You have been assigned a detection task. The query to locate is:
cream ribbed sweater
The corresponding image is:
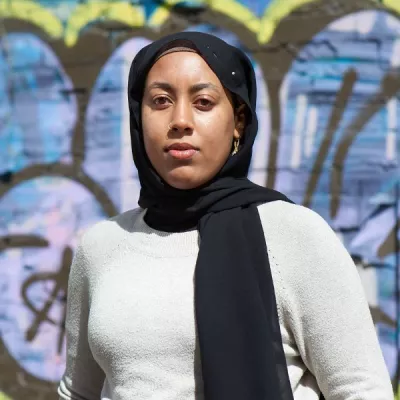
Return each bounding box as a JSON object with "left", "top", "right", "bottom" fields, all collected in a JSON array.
[{"left": 58, "top": 201, "right": 393, "bottom": 400}]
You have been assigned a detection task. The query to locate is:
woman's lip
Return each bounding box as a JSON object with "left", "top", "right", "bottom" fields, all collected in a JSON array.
[
  {"left": 166, "top": 142, "right": 197, "bottom": 151},
  {"left": 167, "top": 149, "right": 198, "bottom": 160}
]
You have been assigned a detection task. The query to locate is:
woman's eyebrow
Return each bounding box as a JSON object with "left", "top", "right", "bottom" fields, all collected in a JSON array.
[
  {"left": 146, "top": 81, "right": 220, "bottom": 93},
  {"left": 189, "top": 83, "right": 220, "bottom": 93},
  {"left": 147, "top": 81, "right": 173, "bottom": 91}
]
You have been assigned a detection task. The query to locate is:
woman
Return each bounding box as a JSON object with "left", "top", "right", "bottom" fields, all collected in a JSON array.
[{"left": 58, "top": 32, "right": 393, "bottom": 400}]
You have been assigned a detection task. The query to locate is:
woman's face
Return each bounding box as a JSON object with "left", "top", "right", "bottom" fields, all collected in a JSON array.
[{"left": 141, "top": 51, "right": 245, "bottom": 190}]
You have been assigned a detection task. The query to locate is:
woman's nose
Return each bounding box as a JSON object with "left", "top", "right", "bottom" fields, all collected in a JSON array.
[{"left": 169, "top": 101, "right": 194, "bottom": 134}]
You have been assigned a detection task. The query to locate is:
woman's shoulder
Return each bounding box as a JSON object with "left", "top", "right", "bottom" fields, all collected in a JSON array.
[
  {"left": 256, "top": 200, "right": 351, "bottom": 274},
  {"left": 256, "top": 200, "right": 354, "bottom": 286},
  {"left": 257, "top": 200, "right": 333, "bottom": 242},
  {"left": 78, "top": 207, "right": 144, "bottom": 251}
]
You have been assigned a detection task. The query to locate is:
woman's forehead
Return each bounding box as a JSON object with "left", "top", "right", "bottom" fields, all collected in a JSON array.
[{"left": 145, "top": 51, "right": 223, "bottom": 88}]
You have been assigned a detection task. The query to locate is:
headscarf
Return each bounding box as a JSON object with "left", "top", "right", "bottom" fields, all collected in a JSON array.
[{"left": 128, "top": 31, "right": 295, "bottom": 400}]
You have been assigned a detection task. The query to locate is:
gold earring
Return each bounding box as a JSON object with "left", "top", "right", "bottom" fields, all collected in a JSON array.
[{"left": 232, "top": 138, "right": 240, "bottom": 155}]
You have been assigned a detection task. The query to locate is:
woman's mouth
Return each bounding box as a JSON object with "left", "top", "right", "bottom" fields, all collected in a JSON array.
[{"left": 166, "top": 143, "right": 198, "bottom": 160}]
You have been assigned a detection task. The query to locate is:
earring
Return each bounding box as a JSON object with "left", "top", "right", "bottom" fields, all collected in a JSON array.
[{"left": 232, "top": 138, "right": 240, "bottom": 155}]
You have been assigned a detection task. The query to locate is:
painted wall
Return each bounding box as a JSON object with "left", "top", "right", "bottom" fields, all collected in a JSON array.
[{"left": 1, "top": 0, "right": 400, "bottom": 398}]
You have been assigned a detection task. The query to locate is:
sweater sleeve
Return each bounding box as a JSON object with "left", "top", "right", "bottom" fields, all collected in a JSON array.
[
  {"left": 58, "top": 233, "right": 105, "bottom": 400},
  {"left": 259, "top": 202, "right": 394, "bottom": 400}
]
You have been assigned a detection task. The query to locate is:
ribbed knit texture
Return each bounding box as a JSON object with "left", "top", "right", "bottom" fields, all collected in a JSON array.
[{"left": 58, "top": 201, "right": 393, "bottom": 400}]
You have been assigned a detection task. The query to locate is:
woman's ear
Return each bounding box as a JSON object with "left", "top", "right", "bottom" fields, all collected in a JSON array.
[{"left": 234, "top": 104, "right": 247, "bottom": 140}]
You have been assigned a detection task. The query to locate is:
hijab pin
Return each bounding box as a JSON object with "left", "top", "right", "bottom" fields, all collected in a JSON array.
[{"left": 232, "top": 71, "right": 236, "bottom": 75}]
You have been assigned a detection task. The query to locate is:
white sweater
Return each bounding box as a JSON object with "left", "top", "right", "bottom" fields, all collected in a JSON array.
[{"left": 58, "top": 201, "right": 393, "bottom": 400}]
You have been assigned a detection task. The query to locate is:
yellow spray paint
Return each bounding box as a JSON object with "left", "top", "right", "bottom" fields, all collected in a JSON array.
[
  {"left": 209, "top": 0, "right": 260, "bottom": 33},
  {"left": 379, "top": 0, "right": 400, "bottom": 15},
  {"left": 148, "top": 0, "right": 260, "bottom": 34},
  {"left": 258, "top": 0, "right": 320, "bottom": 43},
  {"left": 0, "top": 0, "right": 63, "bottom": 38},
  {"left": 0, "top": 0, "right": 326, "bottom": 46},
  {"left": 3, "top": 0, "right": 400, "bottom": 47},
  {"left": 149, "top": 0, "right": 323, "bottom": 43},
  {"left": 65, "top": 1, "right": 145, "bottom": 47},
  {"left": 147, "top": 0, "right": 184, "bottom": 27}
]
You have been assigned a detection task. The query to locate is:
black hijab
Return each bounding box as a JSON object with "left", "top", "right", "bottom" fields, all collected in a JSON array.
[{"left": 128, "top": 31, "right": 294, "bottom": 400}]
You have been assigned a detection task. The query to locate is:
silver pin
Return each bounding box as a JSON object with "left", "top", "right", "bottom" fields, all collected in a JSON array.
[{"left": 232, "top": 71, "right": 235, "bottom": 75}]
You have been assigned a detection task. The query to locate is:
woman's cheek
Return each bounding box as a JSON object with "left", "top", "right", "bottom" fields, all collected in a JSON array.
[
  {"left": 202, "top": 136, "right": 231, "bottom": 167},
  {"left": 143, "top": 122, "right": 164, "bottom": 149}
]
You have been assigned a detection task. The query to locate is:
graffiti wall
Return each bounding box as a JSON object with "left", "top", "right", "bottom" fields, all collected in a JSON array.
[{"left": 1, "top": 0, "right": 400, "bottom": 398}]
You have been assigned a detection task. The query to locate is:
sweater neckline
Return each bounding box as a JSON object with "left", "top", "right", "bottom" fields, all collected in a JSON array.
[{"left": 130, "top": 208, "right": 200, "bottom": 258}]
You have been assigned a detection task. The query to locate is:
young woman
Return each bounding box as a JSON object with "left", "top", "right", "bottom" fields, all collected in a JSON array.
[{"left": 58, "top": 32, "right": 393, "bottom": 400}]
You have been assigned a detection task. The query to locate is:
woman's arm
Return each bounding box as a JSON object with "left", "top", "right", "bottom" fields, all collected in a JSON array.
[
  {"left": 260, "top": 202, "right": 393, "bottom": 400},
  {"left": 58, "top": 234, "right": 105, "bottom": 400}
]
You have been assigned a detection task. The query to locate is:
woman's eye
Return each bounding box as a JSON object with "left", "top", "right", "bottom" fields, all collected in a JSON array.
[
  {"left": 196, "top": 98, "right": 213, "bottom": 109},
  {"left": 153, "top": 96, "right": 170, "bottom": 107}
]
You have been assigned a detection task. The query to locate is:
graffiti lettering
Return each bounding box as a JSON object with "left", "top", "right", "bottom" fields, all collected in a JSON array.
[{"left": 21, "top": 246, "right": 71, "bottom": 355}]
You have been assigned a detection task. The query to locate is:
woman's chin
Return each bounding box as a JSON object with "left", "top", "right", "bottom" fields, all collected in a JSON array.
[
  {"left": 164, "top": 169, "right": 209, "bottom": 190},
  {"left": 166, "top": 177, "right": 203, "bottom": 190}
]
